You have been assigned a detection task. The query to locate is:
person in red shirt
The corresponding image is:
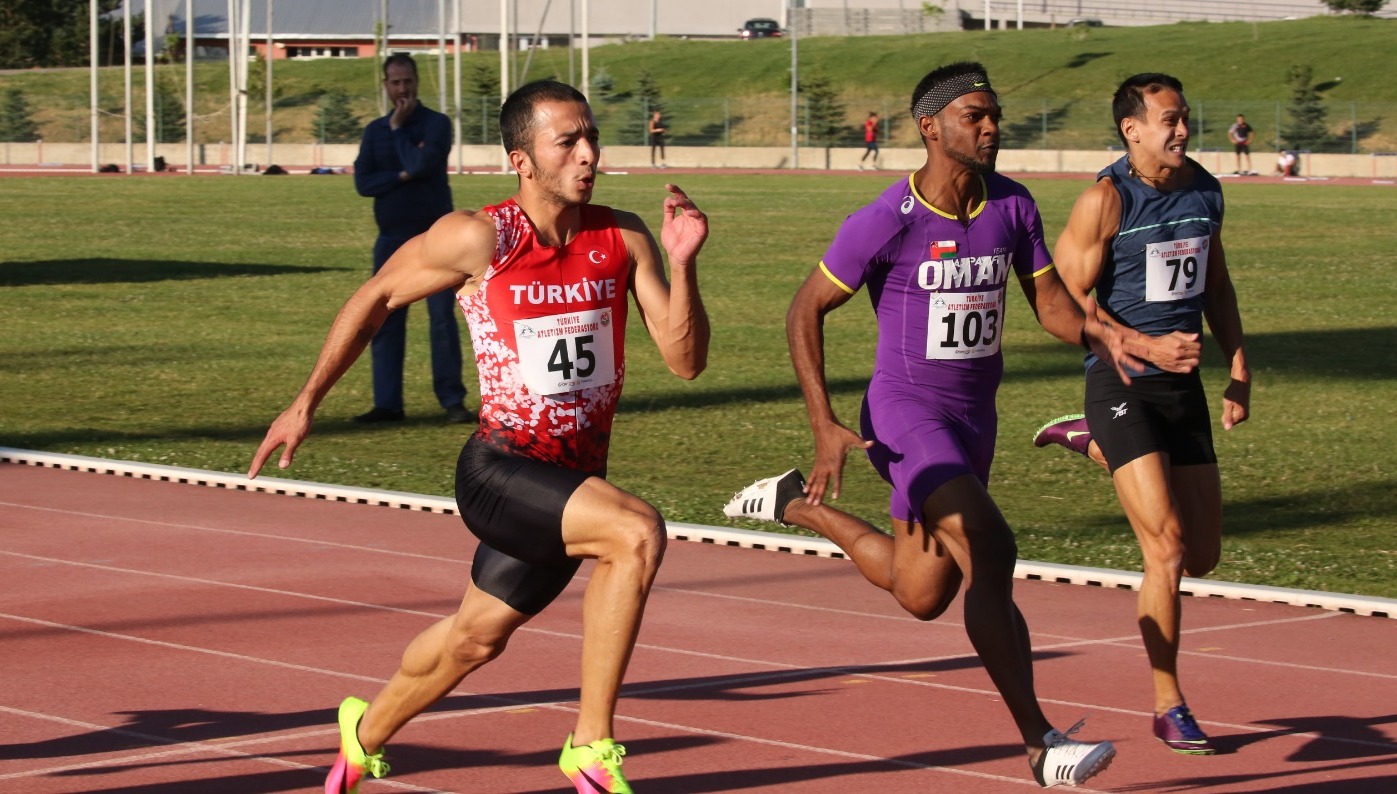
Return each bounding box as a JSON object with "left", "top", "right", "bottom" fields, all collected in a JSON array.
[
  {"left": 250, "top": 79, "right": 710, "bottom": 794},
  {"left": 859, "top": 111, "right": 880, "bottom": 170}
]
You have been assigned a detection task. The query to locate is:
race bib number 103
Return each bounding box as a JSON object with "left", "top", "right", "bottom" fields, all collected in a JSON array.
[{"left": 926, "top": 288, "right": 1004, "bottom": 360}]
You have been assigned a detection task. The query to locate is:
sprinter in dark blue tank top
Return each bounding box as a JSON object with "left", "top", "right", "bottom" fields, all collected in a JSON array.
[
  {"left": 1035, "top": 73, "right": 1250, "bottom": 758},
  {"left": 1088, "top": 156, "right": 1223, "bottom": 373}
]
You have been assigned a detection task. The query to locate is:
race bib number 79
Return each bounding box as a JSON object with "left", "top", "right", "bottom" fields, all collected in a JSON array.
[
  {"left": 926, "top": 288, "right": 1004, "bottom": 360},
  {"left": 514, "top": 308, "right": 617, "bottom": 395},
  {"left": 1146, "top": 235, "right": 1209, "bottom": 302}
]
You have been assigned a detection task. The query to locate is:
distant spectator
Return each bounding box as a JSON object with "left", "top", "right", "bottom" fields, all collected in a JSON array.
[
  {"left": 1276, "top": 148, "right": 1298, "bottom": 177},
  {"left": 859, "top": 111, "right": 880, "bottom": 170},
  {"left": 1228, "top": 114, "right": 1254, "bottom": 174},
  {"left": 648, "top": 110, "right": 668, "bottom": 168},
  {"left": 352, "top": 53, "right": 473, "bottom": 425}
]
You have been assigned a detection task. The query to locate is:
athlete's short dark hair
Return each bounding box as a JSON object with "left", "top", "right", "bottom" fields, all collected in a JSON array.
[
  {"left": 499, "top": 80, "right": 589, "bottom": 154},
  {"left": 382, "top": 53, "right": 418, "bottom": 79},
  {"left": 1112, "top": 73, "right": 1184, "bottom": 146}
]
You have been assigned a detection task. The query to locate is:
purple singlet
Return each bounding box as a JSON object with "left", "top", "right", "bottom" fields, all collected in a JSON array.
[{"left": 820, "top": 173, "right": 1052, "bottom": 522}]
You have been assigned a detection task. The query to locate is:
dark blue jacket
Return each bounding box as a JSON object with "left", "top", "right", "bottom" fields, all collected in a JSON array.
[{"left": 353, "top": 103, "right": 454, "bottom": 238}]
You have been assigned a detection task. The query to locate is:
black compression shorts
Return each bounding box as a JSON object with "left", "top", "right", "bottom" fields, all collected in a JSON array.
[
  {"left": 1083, "top": 362, "right": 1217, "bottom": 474},
  {"left": 454, "top": 437, "right": 595, "bottom": 615}
]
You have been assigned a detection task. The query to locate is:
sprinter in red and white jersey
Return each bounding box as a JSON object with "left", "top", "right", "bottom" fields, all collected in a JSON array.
[{"left": 250, "top": 80, "right": 710, "bottom": 794}]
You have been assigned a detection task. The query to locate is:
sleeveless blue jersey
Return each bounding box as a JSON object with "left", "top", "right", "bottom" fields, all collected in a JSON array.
[{"left": 1090, "top": 156, "right": 1224, "bottom": 373}]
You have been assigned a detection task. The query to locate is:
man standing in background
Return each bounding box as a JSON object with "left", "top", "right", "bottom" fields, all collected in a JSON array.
[
  {"left": 354, "top": 53, "right": 473, "bottom": 424},
  {"left": 1227, "top": 113, "right": 1253, "bottom": 175}
]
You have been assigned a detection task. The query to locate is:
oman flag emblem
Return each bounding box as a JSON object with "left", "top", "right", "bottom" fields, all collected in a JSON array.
[{"left": 930, "top": 240, "right": 958, "bottom": 260}]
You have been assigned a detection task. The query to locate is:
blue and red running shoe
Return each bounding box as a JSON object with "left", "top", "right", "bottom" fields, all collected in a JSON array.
[{"left": 1154, "top": 704, "right": 1216, "bottom": 755}]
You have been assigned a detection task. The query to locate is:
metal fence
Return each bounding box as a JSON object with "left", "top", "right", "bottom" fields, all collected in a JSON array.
[
  {"left": 570, "top": 96, "right": 1396, "bottom": 155},
  {"left": 13, "top": 91, "right": 1396, "bottom": 155}
]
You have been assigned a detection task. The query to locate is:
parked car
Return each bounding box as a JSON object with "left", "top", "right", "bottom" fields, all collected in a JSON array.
[
  {"left": 1065, "top": 17, "right": 1104, "bottom": 27},
  {"left": 739, "top": 18, "right": 783, "bottom": 39}
]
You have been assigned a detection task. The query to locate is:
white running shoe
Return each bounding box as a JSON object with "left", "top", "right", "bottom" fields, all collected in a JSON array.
[
  {"left": 722, "top": 469, "right": 806, "bottom": 525},
  {"left": 1033, "top": 719, "right": 1115, "bottom": 788}
]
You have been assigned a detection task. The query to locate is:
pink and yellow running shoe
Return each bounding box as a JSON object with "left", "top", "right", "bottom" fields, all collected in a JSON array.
[
  {"left": 325, "top": 697, "right": 390, "bottom": 794},
  {"left": 558, "top": 733, "right": 633, "bottom": 793}
]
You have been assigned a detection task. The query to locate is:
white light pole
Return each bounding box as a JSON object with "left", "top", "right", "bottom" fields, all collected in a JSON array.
[
  {"left": 453, "top": 0, "right": 463, "bottom": 173},
  {"left": 789, "top": 1, "right": 798, "bottom": 169},
  {"left": 89, "top": 0, "right": 99, "bottom": 172},
  {"left": 437, "top": 0, "right": 446, "bottom": 114},
  {"left": 581, "top": 0, "right": 589, "bottom": 100},
  {"left": 124, "top": 0, "right": 133, "bottom": 173},
  {"left": 144, "top": 0, "right": 156, "bottom": 173},
  {"left": 266, "top": 0, "right": 275, "bottom": 169},
  {"left": 226, "top": 0, "right": 237, "bottom": 173},
  {"left": 185, "top": 0, "right": 193, "bottom": 174}
]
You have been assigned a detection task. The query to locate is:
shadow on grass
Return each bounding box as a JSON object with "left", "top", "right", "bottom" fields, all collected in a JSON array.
[
  {"left": 0, "top": 258, "right": 336, "bottom": 286},
  {"left": 1047, "top": 475, "right": 1397, "bottom": 540},
  {"left": 1008, "top": 326, "right": 1397, "bottom": 382}
]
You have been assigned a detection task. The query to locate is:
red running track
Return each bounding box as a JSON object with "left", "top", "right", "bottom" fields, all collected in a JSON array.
[{"left": 1, "top": 462, "right": 1394, "bottom": 793}]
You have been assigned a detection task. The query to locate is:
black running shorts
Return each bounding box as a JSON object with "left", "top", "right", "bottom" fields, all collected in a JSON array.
[
  {"left": 454, "top": 437, "right": 594, "bottom": 615},
  {"left": 1083, "top": 362, "right": 1217, "bottom": 474}
]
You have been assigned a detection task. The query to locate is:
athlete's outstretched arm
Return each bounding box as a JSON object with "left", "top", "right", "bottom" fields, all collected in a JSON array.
[
  {"left": 248, "top": 212, "right": 493, "bottom": 478},
  {"left": 787, "top": 269, "right": 870, "bottom": 505},
  {"left": 1201, "top": 230, "right": 1251, "bottom": 430},
  {"left": 622, "top": 183, "right": 710, "bottom": 380},
  {"left": 1053, "top": 179, "right": 1201, "bottom": 378}
]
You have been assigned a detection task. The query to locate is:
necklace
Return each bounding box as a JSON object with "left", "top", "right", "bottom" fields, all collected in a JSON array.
[{"left": 1126, "top": 157, "right": 1174, "bottom": 186}]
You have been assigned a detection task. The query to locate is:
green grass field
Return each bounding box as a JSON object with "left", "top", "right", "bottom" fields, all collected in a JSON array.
[
  {"left": 2, "top": 172, "right": 1394, "bottom": 598},
  {"left": 3, "top": 15, "right": 1395, "bottom": 150}
]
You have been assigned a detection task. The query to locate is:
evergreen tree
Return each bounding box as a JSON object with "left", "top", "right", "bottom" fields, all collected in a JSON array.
[
  {"left": 462, "top": 61, "right": 501, "bottom": 146},
  {"left": 132, "top": 75, "right": 185, "bottom": 142},
  {"left": 314, "top": 89, "right": 362, "bottom": 144},
  {"left": 800, "top": 72, "right": 847, "bottom": 149},
  {"left": 134, "top": 77, "right": 185, "bottom": 143},
  {"left": 0, "top": 87, "right": 40, "bottom": 142},
  {"left": 590, "top": 68, "right": 616, "bottom": 103},
  {"left": 620, "top": 70, "right": 665, "bottom": 145},
  {"left": 1283, "top": 64, "right": 1331, "bottom": 151},
  {"left": 1321, "top": 0, "right": 1387, "bottom": 13},
  {"left": 0, "top": 0, "right": 123, "bottom": 69},
  {"left": 154, "top": 76, "right": 185, "bottom": 143}
]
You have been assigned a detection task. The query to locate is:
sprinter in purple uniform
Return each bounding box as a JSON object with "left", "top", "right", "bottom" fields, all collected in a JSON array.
[{"left": 725, "top": 62, "right": 1192, "bottom": 788}]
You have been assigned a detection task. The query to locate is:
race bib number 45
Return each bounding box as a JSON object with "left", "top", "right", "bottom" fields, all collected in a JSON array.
[
  {"left": 514, "top": 308, "right": 616, "bottom": 395},
  {"left": 926, "top": 288, "right": 1004, "bottom": 360},
  {"left": 1146, "top": 235, "right": 1209, "bottom": 302}
]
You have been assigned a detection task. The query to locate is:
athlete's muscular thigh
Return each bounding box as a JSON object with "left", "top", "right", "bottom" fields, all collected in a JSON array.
[
  {"left": 560, "top": 477, "right": 666, "bottom": 562},
  {"left": 890, "top": 516, "right": 961, "bottom": 620}
]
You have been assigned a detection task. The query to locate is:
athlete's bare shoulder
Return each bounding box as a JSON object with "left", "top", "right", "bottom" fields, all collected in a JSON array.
[
  {"left": 607, "top": 207, "right": 656, "bottom": 263},
  {"left": 608, "top": 206, "right": 646, "bottom": 234},
  {"left": 1069, "top": 177, "right": 1121, "bottom": 240},
  {"left": 422, "top": 207, "right": 498, "bottom": 281}
]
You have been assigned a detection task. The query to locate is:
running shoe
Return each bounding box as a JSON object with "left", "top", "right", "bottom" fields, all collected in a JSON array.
[
  {"left": 1032, "top": 414, "right": 1092, "bottom": 457},
  {"left": 559, "top": 733, "right": 632, "bottom": 793},
  {"left": 324, "top": 697, "right": 390, "bottom": 794},
  {"left": 722, "top": 469, "right": 806, "bottom": 525},
  {"left": 1032, "top": 718, "right": 1115, "bottom": 788},
  {"left": 1154, "top": 704, "right": 1217, "bottom": 755}
]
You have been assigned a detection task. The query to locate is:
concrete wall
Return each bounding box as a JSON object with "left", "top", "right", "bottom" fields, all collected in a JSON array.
[{"left": 9, "top": 141, "right": 1396, "bottom": 179}]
